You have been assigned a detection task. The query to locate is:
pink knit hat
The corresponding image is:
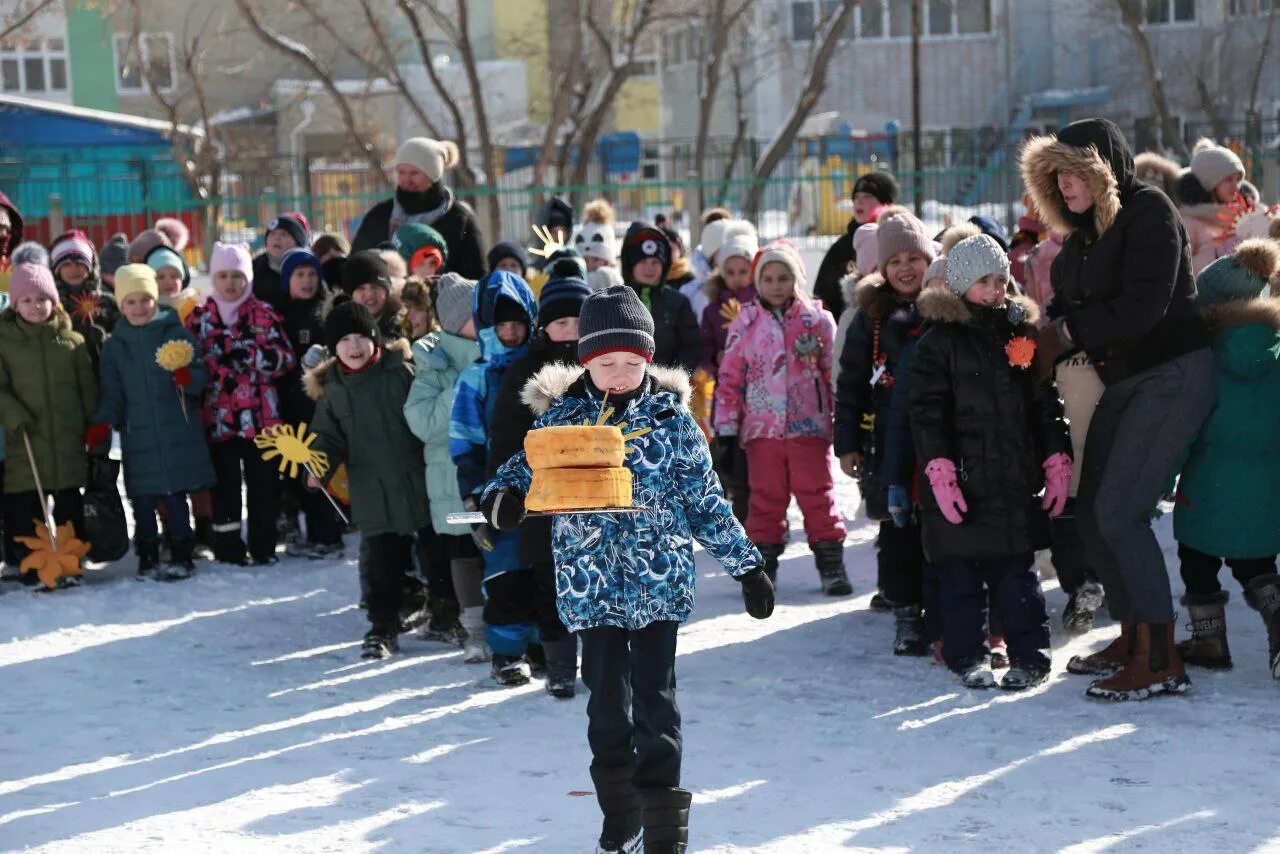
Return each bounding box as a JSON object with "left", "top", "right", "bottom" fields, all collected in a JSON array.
[
  {"left": 50, "top": 229, "right": 97, "bottom": 273},
  {"left": 752, "top": 240, "right": 810, "bottom": 296},
  {"left": 852, "top": 223, "right": 880, "bottom": 276},
  {"left": 209, "top": 241, "right": 254, "bottom": 283},
  {"left": 9, "top": 262, "right": 59, "bottom": 303}
]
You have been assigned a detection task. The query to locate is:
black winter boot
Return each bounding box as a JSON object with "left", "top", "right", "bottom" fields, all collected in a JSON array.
[
  {"left": 755, "top": 542, "right": 784, "bottom": 585},
  {"left": 1176, "top": 592, "right": 1232, "bottom": 670},
  {"left": 419, "top": 597, "right": 465, "bottom": 646},
  {"left": 640, "top": 787, "right": 692, "bottom": 854},
  {"left": 1244, "top": 574, "right": 1280, "bottom": 679},
  {"left": 399, "top": 576, "right": 428, "bottom": 633},
  {"left": 811, "top": 539, "right": 852, "bottom": 596},
  {"left": 161, "top": 538, "right": 196, "bottom": 581},
  {"left": 192, "top": 517, "right": 215, "bottom": 560},
  {"left": 590, "top": 765, "right": 642, "bottom": 854},
  {"left": 136, "top": 538, "right": 161, "bottom": 579},
  {"left": 542, "top": 637, "right": 578, "bottom": 699},
  {"left": 892, "top": 605, "right": 929, "bottom": 656}
]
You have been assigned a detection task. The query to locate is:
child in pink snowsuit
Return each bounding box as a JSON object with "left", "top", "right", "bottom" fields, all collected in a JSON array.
[{"left": 713, "top": 241, "right": 850, "bottom": 596}]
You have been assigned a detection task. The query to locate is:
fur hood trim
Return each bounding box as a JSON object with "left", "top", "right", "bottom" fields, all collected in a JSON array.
[
  {"left": 303, "top": 337, "right": 413, "bottom": 401},
  {"left": 521, "top": 362, "right": 692, "bottom": 415},
  {"left": 939, "top": 222, "right": 982, "bottom": 256},
  {"left": 1202, "top": 298, "right": 1280, "bottom": 333},
  {"left": 1134, "top": 151, "right": 1181, "bottom": 195},
  {"left": 1019, "top": 135, "right": 1121, "bottom": 238},
  {"left": 917, "top": 289, "right": 1041, "bottom": 327},
  {"left": 840, "top": 273, "right": 861, "bottom": 314},
  {"left": 852, "top": 273, "right": 902, "bottom": 320},
  {"left": 702, "top": 271, "right": 727, "bottom": 301}
]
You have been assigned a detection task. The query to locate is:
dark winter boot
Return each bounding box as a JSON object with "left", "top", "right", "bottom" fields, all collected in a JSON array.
[
  {"left": 160, "top": 538, "right": 196, "bottom": 581},
  {"left": 811, "top": 539, "right": 853, "bottom": 597},
  {"left": 590, "top": 765, "right": 642, "bottom": 854},
  {"left": 892, "top": 606, "right": 930, "bottom": 656},
  {"left": 542, "top": 637, "right": 578, "bottom": 699},
  {"left": 640, "top": 787, "right": 692, "bottom": 854},
  {"left": 1244, "top": 574, "right": 1280, "bottom": 679},
  {"left": 1067, "top": 622, "right": 1133, "bottom": 676},
  {"left": 1086, "top": 622, "right": 1190, "bottom": 701},
  {"left": 136, "top": 538, "right": 161, "bottom": 579},
  {"left": 1062, "top": 580, "right": 1104, "bottom": 635},
  {"left": 755, "top": 542, "right": 784, "bottom": 585},
  {"left": 491, "top": 653, "right": 532, "bottom": 686},
  {"left": 525, "top": 642, "right": 548, "bottom": 679},
  {"left": 192, "top": 517, "right": 215, "bottom": 560},
  {"left": 419, "top": 597, "right": 466, "bottom": 646},
  {"left": 1176, "top": 592, "right": 1232, "bottom": 670},
  {"left": 212, "top": 527, "right": 248, "bottom": 566},
  {"left": 399, "top": 576, "right": 429, "bottom": 633},
  {"left": 361, "top": 627, "right": 400, "bottom": 660}
]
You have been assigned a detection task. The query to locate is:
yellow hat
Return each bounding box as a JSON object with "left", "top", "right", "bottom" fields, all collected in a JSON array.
[{"left": 114, "top": 263, "right": 159, "bottom": 301}]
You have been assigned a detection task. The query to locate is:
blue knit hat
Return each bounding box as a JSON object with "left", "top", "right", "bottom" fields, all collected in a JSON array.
[
  {"left": 577, "top": 284, "right": 656, "bottom": 363},
  {"left": 538, "top": 274, "right": 592, "bottom": 327},
  {"left": 145, "top": 246, "right": 190, "bottom": 286},
  {"left": 280, "top": 248, "right": 323, "bottom": 294},
  {"left": 1196, "top": 239, "right": 1280, "bottom": 306}
]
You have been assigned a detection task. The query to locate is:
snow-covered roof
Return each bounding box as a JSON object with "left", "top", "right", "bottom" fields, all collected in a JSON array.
[{"left": 0, "top": 93, "right": 203, "bottom": 137}]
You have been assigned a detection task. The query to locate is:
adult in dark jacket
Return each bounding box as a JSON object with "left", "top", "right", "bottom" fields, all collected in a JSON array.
[
  {"left": 814, "top": 171, "right": 899, "bottom": 318},
  {"left": 1020, "top": 117, "right": 1216, "bottom": 701},
  {"left": 486, "top": 273, "right": 593, "bottom": 698},
  {"left": 351, "top": 138, "right": 486, "bottom": 280},
  {"left": 0, "top": 190, "right": 23, "bottom": 273},
  {"left": 620, "top": 221, "right": 700, "bottom": 372},
  {"left": 251, "top": 212, "right": 310, "bottom": 310}
]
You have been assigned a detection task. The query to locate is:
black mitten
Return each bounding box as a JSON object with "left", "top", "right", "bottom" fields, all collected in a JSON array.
[{"left": 738, "top": 568, "right": 775, "bottom": 620}]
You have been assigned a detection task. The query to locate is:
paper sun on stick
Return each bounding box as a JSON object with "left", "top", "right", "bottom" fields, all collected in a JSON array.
[
  {"left": 155, "top": 339, "right": 195, "bottom": 423},
  {"left": 16, "top": 521, "right": 89, "bottom": 589},
  {"left": 254, "top": 423, "right": 330, "bottom": 480}
]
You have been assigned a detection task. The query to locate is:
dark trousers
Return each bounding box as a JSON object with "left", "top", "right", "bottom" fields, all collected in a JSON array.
[
  {"left": 210, "top": 437, "right": 280, "bottom": 562},
  {"left": 877, "top": 519, "right": 924, "bottom": 607},
  {"left": 1077, "top": 349, "right": 1216, "bottom": 623},
  {"left": 415, "top": 519, "right": 457, "bottom": 603},
  {"left": 715, "top": 442, "right": 750, "bottom": 524},
  {"left": 134, "top": 493, "right": 192, "bottom": 544},
  {"left": 1051, "top": 498, "right": 1098, "bottom": 595},
  {"left": 4, "top": 488, "right": 84, "bottom": 564},
  {"left": 935, "top": 552, "right": 1050, "bottom": 672},
  {"left": 580, "top": 621, "right": 681, "bottom": 790},
  {"left": 484, "top": 562, "right": 568, "bottom": 653},
  {"left": 280, "top": 475, "right": 343, "bottom": 546},
  {"left": 0, "top": 461, "right": 16, "bottom": 567},
  {"left": 1178, "top": 544, "right": 1277, "bottom": 601},
  {"left": 361, "top": 532, "right": 414, "bottom": 633}
]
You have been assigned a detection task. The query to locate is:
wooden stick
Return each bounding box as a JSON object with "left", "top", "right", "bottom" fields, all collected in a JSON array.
[
  {"left": 305, "top": 462, "right": 350, "bottom": 526},
  {"left": 22, "top": 431, "right": 57, "bottom": 549}
]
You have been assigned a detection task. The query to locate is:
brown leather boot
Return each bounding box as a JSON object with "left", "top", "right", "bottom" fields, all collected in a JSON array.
[
  {"left": 1066, "top": 622, "right": 1133, "bottom": 676},
  {"left": 1086, "top": 622, "right": 1191, "bottom": 701}
]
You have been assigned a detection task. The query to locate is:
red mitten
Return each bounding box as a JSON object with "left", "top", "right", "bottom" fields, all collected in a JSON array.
[
  {"left": 84, "top": 423, "right": 112, "bottom": 448},
  {"left": 172, "top": 366, "right": 192, "bottom": 387}
]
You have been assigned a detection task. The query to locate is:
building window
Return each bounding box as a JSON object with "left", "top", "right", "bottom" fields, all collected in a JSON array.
[
  {"left": 796, "top": 0, "right": 993, "bottom": 42},
  {"left": 1145, "top": 0, "right": 1195, "bottom": 24},
  {"left": 1228, "top": 0, "right": 1273, "bottom": 14},
  {"left": 791, "top": 1, "right": 816, "bottom": 40},
  {"left": 0, "top": 38, "right": 69, "bottom": 94},
  {"left": 113, "top": 32, "right": 176, "bottom": 93}
]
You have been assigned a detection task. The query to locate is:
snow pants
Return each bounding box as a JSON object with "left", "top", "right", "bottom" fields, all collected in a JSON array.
[
  {"left": 1178, "top": 544, "right": 1277, "bottom": 600},
  {"left": 580, "top": 620, "right": 681, "bottom": 790},
  {"left": 209, "top": 437, "right": 279, "bottom": 563},
  {"left": 714, "top": 439, "right": 750, "bottom": 524},
  {"left": 360, "top": 531, "right": 414, "bottom": 634},
  {"left": 279, "top": 474, "right": 343, "bottom": 547},
  {"left": 484, "top": 560, "right": 567, "bottom": 655},
  {"left": 744, "top": 437, "right": 845, "bottom": 545},
  {"left": 935, "top": 552, "right": 1050, "bottom": 672},
  {"left": 876, "top": 519, "right": 924, "bottom": 607}
]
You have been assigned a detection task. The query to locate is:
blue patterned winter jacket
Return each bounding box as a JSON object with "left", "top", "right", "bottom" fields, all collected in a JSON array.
[{"left": 484, "top": 363, "right": 761, "bottom": 632}]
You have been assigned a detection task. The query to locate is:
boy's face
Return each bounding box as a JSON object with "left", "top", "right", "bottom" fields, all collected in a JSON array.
[
  {"left": 494, "top": 257, "right": 524, "bottom": 276},
  {"left": 336, "top": 333, "right": 376, "bottom": 369},
  {"left": 121, "top": 292, "right": 158, "bottom": 326},
  {"left": 59, "top": 261, "right": 90, "bottom": 286},
  {"left": 852, "top": 191, "right": 883, "bottom": 225},
  {"left": 156, "top": 267, "right": 183, "bottom": 297},
  {"left": 722, "top": 256, "right": 752, "bottom": 292},
  {"left": 586, "top": 352, "right": 648, "bottom": 395},
  {"left": 633, "top": 257, "right": 663, "bottom": 286},
  {"left": 963, "top": 274, "right": 1008, "bottom": 308},
  {"left": 495, "top": 320, "right": 528, "bottom": 348},
  {"left": 353, "top": 283, "right": 388, "bottom": 315},
  {"left": 408, "top": 307, "right": 432, "bottom": 339},
  {"left": 265, "top": 227, "right": 298, "bottom": 260},
  {"left": 544, "top": 316, "right": 579, "bottom": 343},
  {"left": 213, "top": 270, "right": 249, "bottom": 301},
  {"left": 289, "top": 266, "right": 320, "bottom": 300},
  {"left": 757, "top": 261, "right": 795, "bottom": 307},
  {"left": 15, "top": 293, "right": 54, "bottom": 324},
  {"left": 884, "top": 251, "right": 929, "bottom": 299}
]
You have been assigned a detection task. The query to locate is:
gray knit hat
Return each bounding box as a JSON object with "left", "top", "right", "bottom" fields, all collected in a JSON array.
[
  {"left": 1190, "top": 143, "right": 1245, "bottom": 194},
  {"left": 945, "top": 235, "right": 1010, "bottom": 296},
  {"left": 99, "top": 234, "right": 130, "bottom": 277},
  {"left": 434, "top": 272, "right": 477, "bottom": 335},
  {"left": 577, "top": 284, "right": 656, "bottom": 363},
  {"left": 876, "top": 213, "right": 935, "bottom": 268},
  {"left": 924, "top": 256, "right": 948, "bottom": 285}
]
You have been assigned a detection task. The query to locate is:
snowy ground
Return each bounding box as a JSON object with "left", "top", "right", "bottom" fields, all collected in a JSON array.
[{"left": 2, "top": 474, "right": 1279, "bottom": 853}]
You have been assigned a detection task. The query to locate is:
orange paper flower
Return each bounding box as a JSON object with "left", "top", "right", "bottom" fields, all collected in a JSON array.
[
  {"left": 16, "top": 521, "right": 90, "bottom": 589},
  {"left": 1006, "top": 335, "right": 1036, "bottom": 370}
]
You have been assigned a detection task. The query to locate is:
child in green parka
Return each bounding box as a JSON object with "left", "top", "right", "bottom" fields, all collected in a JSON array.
[
  {"left": 305, "top": 297, "right": 427, "bottom": 660},
  {"left": 1174, "top": 239, "right": 1280, "bottom": 678}
]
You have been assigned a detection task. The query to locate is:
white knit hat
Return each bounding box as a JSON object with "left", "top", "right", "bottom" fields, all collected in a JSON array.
[
  {"left": 701, "top": 219, "right": 755, "bottom": 267},
  {"left": 945, "top": 235, "right": 1009, "bottom": 297},
  {"left": 753, "top": 241, "right": 809, "bottom": 296},
  {"left": 1190, "top": 142, "right": 1245, "bottom": 194},
  {"left": 718, "top": 229, "right": 759, "bottom": 265},
  {"left": 395, "top": 137, "right": 460, "bottom": 182}
]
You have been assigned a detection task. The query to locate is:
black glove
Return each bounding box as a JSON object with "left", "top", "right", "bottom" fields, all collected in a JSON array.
[
  {"left": 738, "top": 568, "right": 775, "bottom": 620},
  {"left": 716, "top": 434, "right": 739, "bottom": 476},
  {"left": 218, "top": 347, "right": 250, "bottom": 368},
  {"left": 481, "top": 488, "right": 526, "bottom": 531},
  {"left": 462, "top": 496, "right": 496, "bottom": 552}
]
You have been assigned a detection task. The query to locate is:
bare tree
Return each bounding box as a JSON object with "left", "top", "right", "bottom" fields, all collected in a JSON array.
[
  {"left": 744, "top": 0, "right": 857, "bottom": 216},
  {"left": 531, "top": 0, "right": 585, "bottom": 194},
  {"left": 714, "top": 46, "right": 753, "bottom": 206},
  {"left": 692, "top": 0, "right": 755, "bottom": 215},
  {"left": 0, "top": 0, "right": 57, "bottom": 44},
  {"left": 1116, "top": 0, "right": 1188, "bottom": 157},
  {"left": 1245, "top": 1, "right": 1279, "bottom": 118}
]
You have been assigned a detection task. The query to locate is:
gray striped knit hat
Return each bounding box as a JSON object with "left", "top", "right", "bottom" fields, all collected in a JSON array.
[{"left": 577, "top": 284, "right": 656, "bottom": 363}]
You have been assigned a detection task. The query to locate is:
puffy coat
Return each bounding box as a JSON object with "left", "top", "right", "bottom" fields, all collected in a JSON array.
[
  {"left": 487, "top": 334, "right": 579, "bottom": 565},
  {"left": 57, "top": 277, "right": 119, "bottom": 368},
  {"left": 484, "top": 363, "right": 760, "bottom": 632},
  {"left": 834, "top": 275, "right": 922, "bottom": 461},
  {"left": 629, "top": 280, "right": 701, "bottom": 372},
  {"left": 305, "top": 339, "right": 427, "bottom": 537},
  {"left": 351, "top": 184, "right": 486, "bottom": 280},
  {"left": 908, "top": 290, "right": 1071, "bottom": 563},
  {"left": 713, "top": 298, "right": 835, "bottom": 444},
  {"left": 698, "top": 275, "right": 755, "bottom": 378},
  {"left": 1020, "top": 117, "right": 1210, "bottom": 386},
  {"left": 403, "top": 330, "right": 481, "bottom": 536},
  {"left": 251, "top": 253, "right": 285, "bottom": 310},
  {"left": 94, "top": 306, "right": 215, "bottom": 498},
  {"left": 1022, "top": 230, "right": 1063, "bottom": 311},
  {"left": 185, "top": 296, "right": 296, "bottom": 442},
  {"left": 277, "top": 290, "right": 328, "bottom": 426},
  {"left": 0, "top": 307, "right": 96, "bottom": 494},
  {"left": 1179, "top": 202, "right": 1241, "bottom": 275},
  {"left": 1174, "top": 298, "right": 1280, "bottom": 558}
]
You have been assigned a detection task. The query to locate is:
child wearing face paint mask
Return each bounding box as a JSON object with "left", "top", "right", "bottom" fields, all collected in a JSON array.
[
  {"left": 186, "top": 242, "right": 296, "bottom": 566},
  {"left": 908, "top": 234, "right": 1071, "bottom": 691},
  {"left": 620, "top": 221, "right": 701, "bottom": 372}
]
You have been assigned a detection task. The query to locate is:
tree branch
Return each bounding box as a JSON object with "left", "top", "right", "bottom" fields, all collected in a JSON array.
[{"left": 0, "top": 0, "right": 57, "bottom": 45}]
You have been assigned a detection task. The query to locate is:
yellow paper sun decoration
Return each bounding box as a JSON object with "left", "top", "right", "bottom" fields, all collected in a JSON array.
[
  {"left": 155, "top": 339, "right": 194, "bottom": 371},
  {"left": 16, "top": 521, "right": 90, "bottom": 589},
  {"left": 254, "top": 423, "right": 330, "bottom": 480}
]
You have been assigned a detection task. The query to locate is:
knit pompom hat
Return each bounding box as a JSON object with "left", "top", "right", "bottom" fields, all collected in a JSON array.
[
  {"left": 876, "top": 213, "right": 935, "bottom": 270},
  {"left": 945, "top": 235, "right": 1010, "bottom": 297},
  {"left": 99, "top": 234, "right": 130, "bottom": 277},
  {"left": 50, "top": 229, "right": 97, "bottom": 274},
  {"left": 393, "top": 222, "right": 449, "bottom": 271},
  {"left": 1190, "top": 138, "right": 1245, "bottom": 195},
  {"left": 146, "top": 246, "right": 190, "bottom": 286},
  {"left": 395, "top": 137, "right": 460, "bottom": 182},
  {"left": 325, "top": 297, "right": 382, "bottom": 352},
  {"left": 924, "top": 257, "right": 948, "bottom": 285},
  {"left": 538, "top": 274, "right": 592, "bottom": 327},
  {"left": 852, "top": 223, "right": 880, "bottom": 276},
  {"left": 8, "top": 262, "right": 58, "bottom": 304},
  {"left": 114, "top": 263, "right": 159, "bottom": 302},
  {"left": 266, "top": 212, "right": 310, "bottom": 248},
  {"left": 209, "top": 242, "right": 254, "bottom": 283},
  {"left": 434, "top": 272, "right": 477, "bottom": 334},
  {"left": 577, "top": 284, "right": 656, "bottom": 363},
  {"left": 10, "top": 241, "right": 49, "bottom": 268},
  {"left": 752, "top": 240, "right": 809, "bottom": 296},
  {"left": 719, "top": 229, "right": 760, "bottom": 266},
  {"left": 1196, "top": 239, "right": 1280, "bottom": 306}
]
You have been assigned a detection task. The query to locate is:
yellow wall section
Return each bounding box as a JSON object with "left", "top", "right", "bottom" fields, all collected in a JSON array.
[
  {"left": 492, "top": 0, "right": 550, "bottom": 123},
  {"left": 614, "top": 78, "right": 659, "bottom": 134}
]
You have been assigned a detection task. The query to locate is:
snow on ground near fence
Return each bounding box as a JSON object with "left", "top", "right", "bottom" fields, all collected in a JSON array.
[{"left": 1, "top": 474, "right": 1277, "bottom": 852}]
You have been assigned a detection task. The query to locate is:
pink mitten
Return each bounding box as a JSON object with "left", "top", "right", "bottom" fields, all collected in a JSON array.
[
  {"left": 924, "top": 458, "right": 967, "bottom": 525},
  {"left": 1041, "top": 453, "right": 1072, "bottom": 518}
]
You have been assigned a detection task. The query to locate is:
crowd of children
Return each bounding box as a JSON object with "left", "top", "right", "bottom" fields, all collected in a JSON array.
[{"left": 2, "top": 123, "right": 1280, "bottom": 853}]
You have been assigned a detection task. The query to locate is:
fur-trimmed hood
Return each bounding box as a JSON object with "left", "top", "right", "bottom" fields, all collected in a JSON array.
[
  {"left": 702, "top": 270, "right": 726, "bottom": 301},
  {"left": 303, "top": 337, "right": 413, "bottom": 400},
  {"left": 1134, "top": 151, "right": 1182, "bottom": 196},
  {"left": 917, "top": 288, "right": 1041, "bottom": 328},
  {"left": 852, "top": 272, "right": 909, "bottom": 321},
  {"left": 1020, "top": 118, "right": 1133, "bottom": 239},
  {"left": 1202, "top": 297, "right": 1280, "bottom": 334},
  {"left": 520, "top": 362, "right": 692, "bottom": 415}
]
